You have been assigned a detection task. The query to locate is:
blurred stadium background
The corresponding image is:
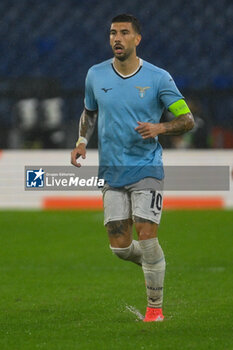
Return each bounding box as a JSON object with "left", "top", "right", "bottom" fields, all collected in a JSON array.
[
  {"left": 0, "top": 4, "right": 232, "bottom": 348},
  {"left": 0, "top": 0, "right": 233, "bottom": 149},
  {"left": 0, "top": 0, "right": 232, "bottom": 209}
]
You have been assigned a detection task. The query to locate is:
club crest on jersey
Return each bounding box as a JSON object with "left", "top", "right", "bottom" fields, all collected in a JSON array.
[{"left": 135, "top": 86, "right": 151, "bottom": 98}]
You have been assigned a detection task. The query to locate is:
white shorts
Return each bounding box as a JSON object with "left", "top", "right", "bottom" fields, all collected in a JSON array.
[{"left": 102, "top": 178, "right": 163, "bottom": 225}]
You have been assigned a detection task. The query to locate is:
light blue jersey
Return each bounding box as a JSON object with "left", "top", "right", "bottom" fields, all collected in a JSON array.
[{"left": 85, "top": 58, "right": 183, "bottom": 187}]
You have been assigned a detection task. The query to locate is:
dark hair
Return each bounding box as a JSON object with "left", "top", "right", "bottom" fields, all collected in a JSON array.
[{"left": 111, "top": 14, "right": 141, "bottom": 34}]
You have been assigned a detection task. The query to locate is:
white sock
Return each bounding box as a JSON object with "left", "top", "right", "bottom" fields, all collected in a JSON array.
[
  {"left": 110, "top": 240, "right": 142, "bottom": 265},
  {"left": 139, "top": 237, "right": 166, "bottom": 308}
]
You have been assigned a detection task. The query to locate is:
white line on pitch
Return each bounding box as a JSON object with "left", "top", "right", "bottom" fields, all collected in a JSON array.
[{"left": 126, "top": 304, "right": 144, "bottom": 321}]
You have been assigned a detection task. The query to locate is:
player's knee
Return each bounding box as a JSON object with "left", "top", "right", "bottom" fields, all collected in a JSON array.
[
  {"left": 138, "top": 231, "right": 156, "bottom": 240},
  {"left": 106, "top": 219, "right": 132, "bottom": 247},
  {"left": 106, "top": 219, "right": 131, "bottom": 236},
  {"left": 134, "top": 216, "right": 158, "bottom": 240}
]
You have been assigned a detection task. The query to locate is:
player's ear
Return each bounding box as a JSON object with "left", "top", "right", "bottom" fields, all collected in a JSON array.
[{"left": 135, "top": 34, "right": 142, "bottom": 47}]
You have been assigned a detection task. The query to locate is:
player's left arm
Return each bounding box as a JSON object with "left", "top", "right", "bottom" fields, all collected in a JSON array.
[
  {"left": 135, "top": 99, "right": 194, "bottom": 139},
  {"left": 160, "top": 99, "right": 194, "bottom": 135}
]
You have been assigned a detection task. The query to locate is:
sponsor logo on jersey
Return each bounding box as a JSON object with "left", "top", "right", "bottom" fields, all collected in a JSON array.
[{"left": 101, "top": 88, "right": 112, "bottom": 93}]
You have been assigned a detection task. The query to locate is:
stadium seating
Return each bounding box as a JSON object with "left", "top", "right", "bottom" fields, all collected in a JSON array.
[
  {"left": 0, "top": 0, "right": 232, "bottom": 90},
  {"left": 0, "top": 0, "right": 232, "bottom": 148}
]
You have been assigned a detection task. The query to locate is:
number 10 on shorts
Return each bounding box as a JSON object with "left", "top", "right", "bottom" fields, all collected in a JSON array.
[{"left": 150, "top": 190, "right": 162, "bottom": 211}]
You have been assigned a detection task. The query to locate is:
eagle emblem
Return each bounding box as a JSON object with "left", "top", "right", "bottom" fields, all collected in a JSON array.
[{"left": 135, "top": 86, "right": 151, "bottom": 98}]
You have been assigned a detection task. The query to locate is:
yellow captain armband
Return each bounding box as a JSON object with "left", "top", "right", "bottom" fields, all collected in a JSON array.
[
  {"left": 76, "top": 137, "right": 88, "bottom": 147},
  {"left": 168, "top": 99, "right": 191, "bottom": 117}
]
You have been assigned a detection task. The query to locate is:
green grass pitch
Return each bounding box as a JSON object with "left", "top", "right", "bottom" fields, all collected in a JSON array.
[{"left": 0, "top": 210, "right": 232, "bottom": 350}]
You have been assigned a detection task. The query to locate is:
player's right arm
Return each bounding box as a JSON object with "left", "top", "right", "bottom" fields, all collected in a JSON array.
[
  {"left": 71, "top": 67, "right": 98, "bottom": 167},
  {"left": 70, "top": 108, "right": 98, "bottom": 167}
]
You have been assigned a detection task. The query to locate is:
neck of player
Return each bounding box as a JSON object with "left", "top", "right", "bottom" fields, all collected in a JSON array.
[{"left": 113, "top": 54, "right": 140, "bottom": 76}]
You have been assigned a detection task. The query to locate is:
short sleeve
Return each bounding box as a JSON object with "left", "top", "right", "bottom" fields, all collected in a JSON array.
[
  {"left": 158, "top": 71, "right": 184, "bottom": 109},
  {"left": 84, "top": 68, "right": 98, "bottom": 111}
]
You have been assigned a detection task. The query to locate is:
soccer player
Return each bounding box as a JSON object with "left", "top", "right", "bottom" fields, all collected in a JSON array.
[{"left": 71, "top": 14, "right": 194, "bottom": 322}]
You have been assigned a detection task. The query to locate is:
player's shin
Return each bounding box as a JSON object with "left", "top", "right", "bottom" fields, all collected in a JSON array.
[
  {"left": 110, "top": 240, "right": 142, "bottom": 265},
  {"left": 139, "top": 238, "right": 166, "bottom": 308}
]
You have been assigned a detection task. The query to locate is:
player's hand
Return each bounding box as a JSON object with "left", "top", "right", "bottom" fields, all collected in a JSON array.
[
  {"left": 135, "top": 121, "right": 163, "bottom": 139},
  {"left": 71, "top": 144, "right": 86, "bottom": 167}
]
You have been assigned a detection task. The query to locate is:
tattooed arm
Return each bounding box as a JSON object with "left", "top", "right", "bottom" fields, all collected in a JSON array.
[
  {"left": 135, "top": 112, "right": 194, "bottom": 139},
  {"left": 79, "top": 108, "right": 98, "bottom": 140},
  {"left": 71, "top": 108, "right": 98, "bottom": 167},
  {"left": 159, "top": 112, "right": 194, "bottom": 136}
]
